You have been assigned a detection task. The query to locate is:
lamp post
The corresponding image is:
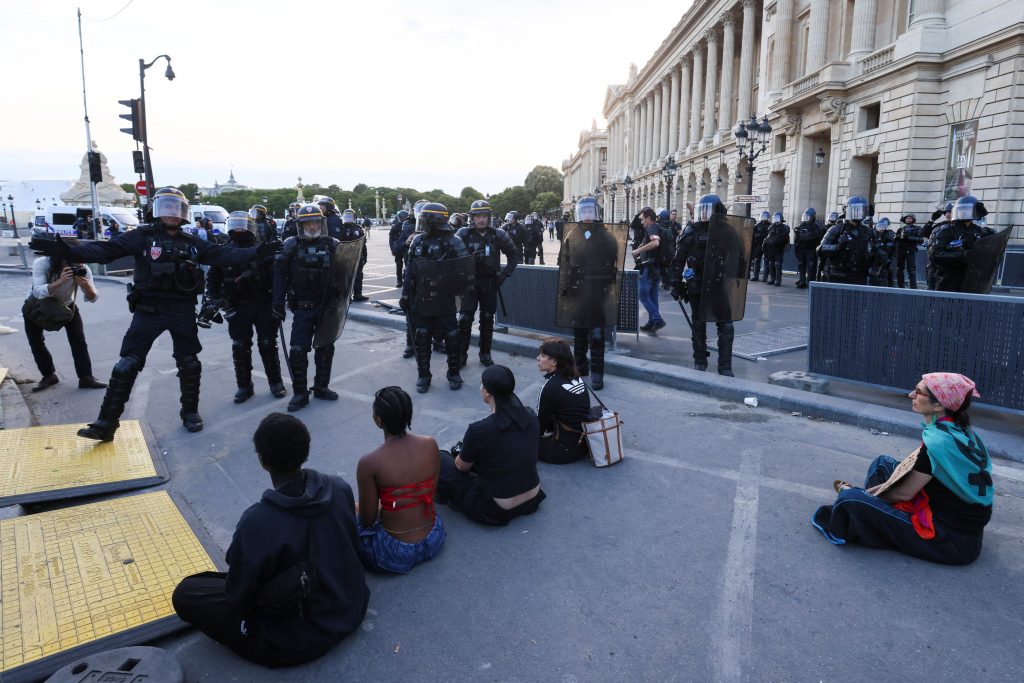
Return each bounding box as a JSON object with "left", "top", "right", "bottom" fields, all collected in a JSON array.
[
  {"left": 608, "top": 183, "right": 618, "bottom": 222},
  {"left": 733, "top": 114, "right": 773, "bottom": 218},
  {"left": 5, "top": 194, "right": 15, "bottom": 237},
  {"left": 137, "top": 54, "right": 175, "bottom": 199},
  {"left": 623, "top": 175, "right": 634, "bottom": 222},
  {"left": 662, "top": 158, "right": 677, "bottom": 213},
  {"left": 815, "top": 145, "right": 825, "bottom": 168}
]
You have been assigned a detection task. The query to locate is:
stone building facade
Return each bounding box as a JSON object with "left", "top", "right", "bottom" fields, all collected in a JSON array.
[
  {"left": 563, "top": 0, "right": 1024, "bottom": 242},
  {"left": 562, "top": 122, "right": 609, "bottom": 213}
]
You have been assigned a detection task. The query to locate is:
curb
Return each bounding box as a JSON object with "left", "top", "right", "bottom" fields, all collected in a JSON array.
[
  {"left": 0, "top": 375, "right": 33, "bottom": 429},
  {"left": 349, "top": 305, "right": 1022, "bottom": 464}
]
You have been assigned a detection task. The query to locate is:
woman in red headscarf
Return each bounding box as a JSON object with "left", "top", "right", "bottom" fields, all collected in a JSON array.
[{"left": 812, "top": 372, "right": 994, "bottom": 565}]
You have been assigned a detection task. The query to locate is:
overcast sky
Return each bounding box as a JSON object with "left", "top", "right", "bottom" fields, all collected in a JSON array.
[{"left": 1, "top": 0, "right": 691, "bottom": 195}]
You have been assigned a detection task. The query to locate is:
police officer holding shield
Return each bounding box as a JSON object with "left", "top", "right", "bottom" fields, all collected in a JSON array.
[
  {"left": 29, "top": 187, "right": 279, "bottom": 441},
  {"left": 337, "top": 208, "right": 370, "bottom": 302},
  {"left": 928, "top": 195, "right": 995, "bottom": 292}
]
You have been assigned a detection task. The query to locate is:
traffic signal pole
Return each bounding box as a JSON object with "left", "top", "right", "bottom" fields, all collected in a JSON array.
[
  {"left": 138, "top": 58, "right": 155, "bottom": 201},
  {"left": 76, "top": 8, "right": 101, "bottom": 237}
]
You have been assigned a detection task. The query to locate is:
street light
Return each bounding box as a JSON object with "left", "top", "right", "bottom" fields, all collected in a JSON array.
[
  {"left": 5, "top": 194, "right": 16, "bottom": 237},
  {"left": 137, "top": 54, "right": 175, "bottom": 198},
  {"left": 608, "top": 183, "right": 618, "bottom": 222},
  {"left": 662, "top": 157, "right": 677, "bottom": 213},
  {"left": 623, "top": 175, "right": 634, "bottom": 222},
  {"left": 734, "top": 113, "right": 773, "bottom": 217},
  {"left": 815, "top": 146, "right": 826, "bottom": 168}
]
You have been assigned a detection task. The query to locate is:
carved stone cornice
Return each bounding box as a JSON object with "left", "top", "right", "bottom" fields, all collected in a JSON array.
[{"left": 819, "top": 94, "right": 848, "bottom": 124}]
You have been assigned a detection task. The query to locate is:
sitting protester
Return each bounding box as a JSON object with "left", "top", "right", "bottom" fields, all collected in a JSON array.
[
  {"left": 355, "top": 386, "right": 446, "bottom": 573},
  {"left": 172, "top": 413, "right": 369, "bottom": 667},
  {"left": 812, "top": 373, "right": 993, "bottom": 566},
  {"left": 438, "top": 364, "right": 546, "bottom": 525},
  {"left": 536, "top": 338, "right": 591, "bottom": 464}
]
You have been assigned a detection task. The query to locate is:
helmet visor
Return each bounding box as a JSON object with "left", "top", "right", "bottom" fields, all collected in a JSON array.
[
  {"left": 153, "top": 194, "right": 189, "bottom": 222},
  {"left": 801, "top": 212, "right": 813, "bottom": 223},
  {"left": 227, "top": 215, "right": 255, "bottom": 234},
  {"left": 846, "top": 203, "right": 865, "bottom": 220},
  {"left": 248, "top": 208, "right": 265, "bottom": 221},
  {"left": 954, "top": 202, "right": 975, "bottom": 221},
  {"left": 695, "top": 202, "right": 716, "bottom": 222},
  {"left": 341, "top": 212, "right": 356, "bottom": 224},
  {"left": 575, "top": 203, "right": 598, "bottom": 222}
]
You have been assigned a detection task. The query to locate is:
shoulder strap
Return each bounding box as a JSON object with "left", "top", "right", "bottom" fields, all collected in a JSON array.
[{"left": 585, "top": 382, "right": 609, "bottom": 412}]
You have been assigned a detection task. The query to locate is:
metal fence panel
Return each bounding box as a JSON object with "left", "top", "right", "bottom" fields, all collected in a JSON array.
[{"left": 808, "top": 282, "right": 1024, "bottom": 413}]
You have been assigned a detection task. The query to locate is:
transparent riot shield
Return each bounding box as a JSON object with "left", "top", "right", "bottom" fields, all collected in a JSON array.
[
  {"left": 961, "top": 228, "right": 1011, "bottom": 294},
  {"left": 414, "top": 255, "right": 476, "bottom": 317},
  {"left": 700, "top": 214, "right": 754, "bottom": 322},
  {"left": 313, "top": 237, "right": 364, "bottom": 348},
  {"left": 555, "top": 222, "right": 629, "bottom": 328}
]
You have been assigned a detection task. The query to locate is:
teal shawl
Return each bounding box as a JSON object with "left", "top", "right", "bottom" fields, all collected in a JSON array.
[{"left": 921, "top": 418, "right": 993, "bottom": 506}]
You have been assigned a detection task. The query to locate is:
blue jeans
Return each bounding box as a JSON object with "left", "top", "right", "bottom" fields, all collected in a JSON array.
[
  {"left": 638, "top": 267, "right": 662, "bottom": 323},
  {"left": 356, "top": 515, "right": 446, "bottom": 574}
]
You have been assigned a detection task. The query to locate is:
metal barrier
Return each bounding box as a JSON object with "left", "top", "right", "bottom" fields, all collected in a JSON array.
[
  {"left": 495, "top": 264, "right": 640, "bottom": 341},
  {"left": 808, "top": 282, "right": 1024, "bottom": 413}
]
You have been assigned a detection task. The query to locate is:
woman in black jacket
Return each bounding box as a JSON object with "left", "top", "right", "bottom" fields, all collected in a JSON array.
[{"left": 536, "top": 338, "right": 591, "bottom": 464}]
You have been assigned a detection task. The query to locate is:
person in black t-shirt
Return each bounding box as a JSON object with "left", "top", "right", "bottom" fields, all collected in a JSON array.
[
  {"left": 437, "top": 365, "right": 546, "bottom": 525},
  {"left": 536, "top": 338, "right": 591, "bottom": 464}
]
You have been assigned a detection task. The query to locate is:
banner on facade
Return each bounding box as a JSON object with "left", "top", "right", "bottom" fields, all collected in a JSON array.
[{"left": 943, "top": 118, "right": 979, "bottom": 202}]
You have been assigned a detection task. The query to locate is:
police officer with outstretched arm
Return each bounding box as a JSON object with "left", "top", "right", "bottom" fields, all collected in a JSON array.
[{"left": 29, "top": 187, "right": 280, "bottom": 441}]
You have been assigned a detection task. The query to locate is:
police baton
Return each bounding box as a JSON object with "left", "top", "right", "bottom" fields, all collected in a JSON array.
[
  {"left": 277, "top": 321, "right": 295, "bottom": 385},
  {"left": 672, "top": 293, "right": 710, "bottom": 360},
  {"left": 496, "top": 283, "right": 508, "bottom": 318}
]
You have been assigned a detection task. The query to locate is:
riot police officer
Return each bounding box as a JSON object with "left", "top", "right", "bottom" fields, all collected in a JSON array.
[
  {"left": 337, "top": 208, "right": 369, "bottom": 302},
  {"left": 400, "top": 202, "right": 469, "bottom": 393},
  {"left": 793, "top": 208, "right": 823, "bottom": 288},
  {"left": 393, "top": 201, "right": 427, "bottom": 359},
  {"left": 205, "top": 211, "right": 285, "bottom": 403},
  {"left": 503, "top": 212, "right": 530, "bottom": 260},
  {"left": 248, "top": 204, "right": 277, "bottom": 243},
  {"left": 273, "top": 204, "right": 342, "bottom": 411},
  {"left": 281, "top": 202, "right": 302, "bottom": 240},
  {"left": 389, "top": 209, "right": 410, "bottom": 285},
  {"left": 817, "top": 196, "right": 874, "bottom": 285},
  {"left": 670, "top": 194, "right": 735, "bottom": 376},
  {"left": 318, "top": 196, "right": 343, "bottom": 240},
  {"left": 750, "top": 211, "right": 771, "bottom": 281},
  {"left": 923, "top": 201, "right": 953, "bottom": 289},
  {"left": 456, "top": 199, "right": 520, "bottom": 368},
  {"left": 763, "top": 212, "right": 790, "bottom": 287},
  {"left": 523, "top": 213, "right": 545, "bottom": 265},
  {"left": 928, "top": 195, "right": 995, "bottom": 292},
  {"left": 869, "top": 217, "right": 897, "bottom": 287},
  {"left": 894, "top": 214, "right": 923, "bottom": 288},
  {"left": 555, "top": 212, "right": 568, "bottom": 241},
  {"left": 29, "top": 187, "right": 276, "bottom": 441}
]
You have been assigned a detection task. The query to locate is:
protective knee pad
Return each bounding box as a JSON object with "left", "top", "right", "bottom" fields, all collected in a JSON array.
[
  {"left": 231, "top": 339, "right": 251, "bottom": 351},
  {"left": 588, "top": 328, "right": 604, "bottom": 344},
  {"left": 112, "top": 354, "right": 142, "bottom": 379},
  {"left": 176, "top": 354, "right": 201, "bottom": 375},
  {"left": 457, "top": 312, "right": 475, "bottom": 334},
  {"left": 257, "top": 337, "right": 277, "bottom": 353},
  {"left": 478, "top": 312, "right": 494, "bottom": 332}
]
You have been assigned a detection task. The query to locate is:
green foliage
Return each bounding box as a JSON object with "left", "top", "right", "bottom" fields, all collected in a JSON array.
[
  {"left": 177, "top": 183, "right": 199, "bottom": 201},
  {"left": 523, "top": 165, "right": 564, "bottom": 197},
  {"left": 530, "top": 191, "right": 562, "bottom": 217},
  {"left": 460, "top": 187, "right": 484, "bottom": 201},
  {"left": 119, "top": 183, "right": 135, "bottom": 194}
]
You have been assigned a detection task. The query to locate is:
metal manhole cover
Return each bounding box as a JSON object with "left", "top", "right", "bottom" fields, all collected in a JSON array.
[{"left": 710, "top": 325, "right": 808, "bottom": 361}]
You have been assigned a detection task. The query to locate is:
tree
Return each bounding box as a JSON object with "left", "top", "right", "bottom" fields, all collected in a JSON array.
[
  {"left": 489, "top": 186, "right": 531, "bottom": 220},
  {"left": 177, "top": 183, "right": 199, "bottom": 201},
  {"left": 530, "top": 191, "right": 561, "bottom": 217},
  {"left": 460, "top": 186, "right": 484, "bottom": 201},
  {"left": 523, "top": 165, "right": 564, "bottom": 198}
]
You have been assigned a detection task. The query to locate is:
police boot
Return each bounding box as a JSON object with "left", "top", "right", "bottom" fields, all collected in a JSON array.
[
  {"left": 457, "top": 313, "right": 474, "bottom": 368},
  {"left": 433, "top": 332, "right": 447, "bottom": 355},
  {"left": 692, "top": 323, "right": 709, "bottom": 372},
  {"left": 352, "top": 272, "right": 369, "bottom": 302},
  {"left": 403, "top": 321, "right": 415, "bottom": 359},
  {"left": 258, "top": 337, "right": 287, "bottom": 398},
  {"left": 77, "top": 355, "right": 141, "bottom": 442},
  {"left": 414, "top": 329, "right": 432, "bottom": 393},
  {"left": 287, "top": 348, "right": 310, "bottom": 411},
  {"left": 589, "top": 332, "right": 605, "bottom": 391},
  {"left": 716, "top": 324, "right": 735, "bottom": 377},
  {"left": 445, "top": 331, "right": 463, "bottom": 390},
  {"left": 574, "top": 334, "right": 590, "bottom": 377},
  {"left": 177, "top": 354, "right": 204, "bottom": 433},
  {"left": 478, "top": 313, "right": 495, "bottom": 367},
  {"left": 312, "top": 345, "right": 338, "bottom": 400},
  {"left": 231, "top": 340, "right": 255, "bottom": 403}
]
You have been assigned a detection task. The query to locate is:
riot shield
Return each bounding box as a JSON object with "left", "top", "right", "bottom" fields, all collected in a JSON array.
[
  {"left": 555, "top": 222, "right": 629, "bottom": 328},
  {"left": 961, "top": 228, "right": 1010, "bottom": 294},
  {"left": 313, "top": 237, "right": 364, "bottom": 348},
  {"left": 414, "top": 255, "right": 476, "bottom": 317},
  {"left": 700, "top": 214, "right": 754, "bottom": 322}
]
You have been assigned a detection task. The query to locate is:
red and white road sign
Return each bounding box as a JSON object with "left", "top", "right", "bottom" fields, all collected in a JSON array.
[{"left": 135, "top": 181, "right": 148, "bottom": 196}]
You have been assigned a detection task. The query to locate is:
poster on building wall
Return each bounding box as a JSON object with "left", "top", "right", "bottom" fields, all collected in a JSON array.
[{"left": 943, "top": 119, "right": 979, "bottom": 202}]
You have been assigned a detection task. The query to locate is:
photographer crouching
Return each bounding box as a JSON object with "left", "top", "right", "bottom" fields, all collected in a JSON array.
[{"left": 22, "top": 237, "right": 106, "bottom": 392}]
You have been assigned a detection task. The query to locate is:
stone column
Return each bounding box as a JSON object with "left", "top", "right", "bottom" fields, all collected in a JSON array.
[
  {"left": 668, "top": 67, "right": 680, "bottom": 152},
  {"left": 646, "top": 92, "right": 655, "bottom": 163},
  {"left": 910, "top": 0, "right": 945, "bottom": 27},
  {"left": 702, "top": 28, "right": 719, "bottom": 142},
  {"left": 678, "top": 55, "right": 692, "bottom": 151},
  {"left": 639, "top": 98, "right": 648, "bottom": 166},
  {"left": 653, "top": 86, "right": 663, "bottom": 161},
  {"left": 661, "top": 78, "right": 672, "bottom": 155},
  {"left": 688, "top": 44, "right": 704, "bottom": 151},
  {"left": 807, "top": 0, "right": 829, "bottom": 71},
  {"left": 849, "top": 0, "right": 879, "bottom": 61},
  {"left": 718, "top": 12, "right": 736, "bottom": 135},
  {"left": 632, "top": 104, "right": 640, "bottom": 171},
  {"left": 736, "top": 0, "right": 757, "bottom": 122},
  {"left": 772, "top": 0, "right": 795, "bottom": 95}
]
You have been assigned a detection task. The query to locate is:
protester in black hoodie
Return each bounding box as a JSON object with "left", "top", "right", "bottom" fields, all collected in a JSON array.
[
  {"left": 172, "top": 412, "right": 369, "bottom": 667},
  {"left": 536, "top": 338, "right": 591, "bottom": 464}
]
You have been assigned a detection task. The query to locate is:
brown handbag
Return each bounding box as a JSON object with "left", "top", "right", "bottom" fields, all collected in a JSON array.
[{"left": 22, "top": 292, "right": 76, "bottom": 331}]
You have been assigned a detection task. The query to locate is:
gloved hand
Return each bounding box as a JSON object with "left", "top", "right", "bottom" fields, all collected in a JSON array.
[
  {"left": 222, "top": 306, "right": 237, "bottom": 321},
  {"left": 30, "top": 234, "right": 71, "bottom": 260},
  {"left": 670, "top": 281, "right": 686, "bottom": 302},
  {"left": 196, "top": 300, "right": 222, "bottom": 328},
  {"left": 271, "top": 304, "right": 286, "bottom": 321},
  {"left": 496, "top": 273, "right": 509, "bottom": 289},
  {"left": 399, "top": 296, "right": 410, "bottom": 313},
  {"left": 257, "top": 239, "right": 283, "bottom": 258}
]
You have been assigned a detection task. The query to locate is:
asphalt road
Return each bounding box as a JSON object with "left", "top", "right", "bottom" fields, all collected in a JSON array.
[{"left": 1, "top": 271, "right": 1023, "bottom": 682}]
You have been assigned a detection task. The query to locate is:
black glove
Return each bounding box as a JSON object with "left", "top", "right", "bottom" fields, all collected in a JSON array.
[
  {"left": 271, "top": 304, "right": 286, "bottom": 321},
  {"left": 196, "top": 300, "right": 222, "bottom": 328},
  {"left": 257, "top": 239, "right": 283, "bottom": 258},
  {"left": 670, "top": 281, "right": 686, "bottom": 302},
  {"left": 222, "top": 306, "right": 237, "bottom": 321},
  {"left": 399, "top": 296, "right": 410, "bottom": 313},
  {"left": 30, "top": 234, "right": 71, "bottom": 260}
]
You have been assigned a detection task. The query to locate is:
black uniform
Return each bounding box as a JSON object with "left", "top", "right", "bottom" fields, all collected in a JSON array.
[
  {"left": 749, "top": 219, "right": 771, "bottom": 280},
  {"left": 793, "top": 220, "right": 824, "bottom": 287},
  {"left": 205, "top": 230, "right": 284, "bottom": 401},
  {"left": 869, "top": 227, "right": 897, "bottom": 287},
  {"left": 922, "top": 213, "right": 948, "bottom": 290},
  {"left": 281, "top": 217, "right": 298, "bottom": 241},
  {"left": 928, "top": 221, "right": 996, "bottom": 292},
  {"left": 392, "top": 218, "right": 418, "bottom": 356},
  {"left": 336, "top": 220, "right": 368, "bottom": 301},
  {"left": 894, "top": 221, "right": 924, "bottom": 288},
  {"left": 817, "top": 220, "right": 874, "bottom": 285},
  {"left": 555, "top": 218, "right": 567, "bottom": 241},
  {"left": 388, "top": 218, "right": 406, "bottom": 284},
  {"left": 273, "top": 233, "right": 343, "bottom": 408},
  {"left": 49, "top": 224, "right": 263, "bottom": 439},
  {"left": 504, "top": 221, "right": 530, "bottom": 263},
  {"left": 523, "top": 221, "right": 545, "bottom": 265},
  {"left": 255, "top": 218, "right": 278, "bottom": 244},
  {"left": 763, "top": 222, "right": 791, "bottom": 286},
  {"left": 455, "top": 226, "right": 519, "bottom": 367},
  {"left": 672, "top": 222, "right": 734, "bottom": 374}
]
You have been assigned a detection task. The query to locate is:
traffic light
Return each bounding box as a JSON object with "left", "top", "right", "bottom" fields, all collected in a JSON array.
[
  {"left": 88, "top": 152, "right": 103, "bottom": 183},
  {"left": 132, "top": 150, "right": 145, "bottom": 174},
  {"left": 118, "top": 98, "right": 143, "bottom": 141}
]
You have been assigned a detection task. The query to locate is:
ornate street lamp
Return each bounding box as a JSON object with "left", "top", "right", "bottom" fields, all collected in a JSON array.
[
  {"left": 662, "top": 158, "right": 677, "bottom": 213},
  {"left": 6, "top": 194, "right": 16, "bottom": 237},
  {"left": 733, "top": 113, "right": 773, "bottom": 217},
  {"left": 622, "top": 175, "right": 634, "bottom": 221},
  {"left": 815, "top": 145, "right": 826, "bottom": 168},
  {"left": 608, "top": 183, "right": 618, "bottom": 222}
]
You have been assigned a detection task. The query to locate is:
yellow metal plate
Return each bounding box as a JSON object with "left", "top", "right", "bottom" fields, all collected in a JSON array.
[
  {"left": 0, "top": 491, "right": 219, "bottom": 682},
  {"left": 0, "top": 367, "right": 8, "bottom": 385},
  {"left": 0, "top": 420, "right": 164, "bottom": 506}
]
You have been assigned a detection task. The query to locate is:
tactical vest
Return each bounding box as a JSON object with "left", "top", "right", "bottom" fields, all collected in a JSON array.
[
  {"left": 409, "top": 232, "right": 462, "bottom": 263},
  {"left": 133, "top": 227, "right": 205, "bottom": 298},
  {"left": 828, "top": 223, "right": 872, "bottom": 274},
  {"left": 460, "top": 228, "right": 502, "bottom": 276},
  {"left": 876, "top": 230, "right": 897, "bottom": 256},
  {"left": 794, "top": 222, "right": 819, "bottom": 246},
  {"left": 337, "top": 223, "right": 365, "bottom": 242},
  {"left": 288, "top": 237, "right": 334, "bottom": 298},
  {"left": 221, "top": 234, "right": 272, "bottom": 301}
]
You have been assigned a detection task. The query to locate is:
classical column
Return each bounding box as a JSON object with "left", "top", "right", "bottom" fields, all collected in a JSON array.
[
  {"left": 772, "top": 0, "right": 795, "bottom": 95},
  {"left": 688, "top": 44, "right": 704, "bottom": 151},
  {"left": 718, "top": 12, "right": 736, "bottom": 135},
  {"left": 646, "top": 92, "right": 655, "bottom": 163},
  {"left": 910, "top": 0, "right": 946, "bottom": 27},
  {"left": 639, "top": 98, "right": 648, "bottom": 166},
  {"left": 702, "top": 28, "right": 719, "bottom": 142},
  {"left": 849, "top": 0, "right": 879, "bottom": 61},
  {"left": 652, "top": 86, "right": 663, "bottom": 161},
  {"left": 807, "top": 0, "right": 829, "bottom": 71},
  {"left": 660, "top": 77, "right": 671, "bottom": 157},
  {"left": 736, "top": 0, "right": 757, "bottom": 122},
  {"left": 632, "top": 104, "right": 640, "bottom": 171},
  {"left": 668, "top": 67, "right": 680, "bottom": 152}
]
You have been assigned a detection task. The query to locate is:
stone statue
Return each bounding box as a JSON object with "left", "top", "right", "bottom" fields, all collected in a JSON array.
[{"left": 61, "top": 142, "right": 135, "bottom": 207}]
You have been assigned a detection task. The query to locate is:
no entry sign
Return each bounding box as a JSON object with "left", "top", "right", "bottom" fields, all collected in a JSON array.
[{"left": 135, "top": 181, "right": 148, "bottom": 196}]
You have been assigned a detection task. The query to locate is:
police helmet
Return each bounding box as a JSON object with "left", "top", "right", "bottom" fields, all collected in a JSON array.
[
  {"left": 317, "top": 196, "right": 338, "bottom": 214},
  {"left": 505, "top": 211, "right": 519, "bottom": 222},
  {"left": 900, "top": 214, "right": 916, "bottom": 224},
  {"left": 248, "top": 204, "right": 268, "bottom": 222},
  {"left": 876, "top": 217, "right": 890, "bottom": 232},
  {"left": 574, "top": 196, "right": 599, "bottom": 222},
  {"left": 802, "top": 208, "right": 816, "bottom": 223},
  {"left": 943, "top": 201, "right": 954, "bottom": 214},
  {"left": 341, "top": 208, "right": 357, "bottom": 224},
  {"left": 226, "top": 210, "right": 257, "bottom": 235},
  {"left": 469, "top": 199, "right": 493, "bottom": 216},
  {"left": 419, "top": 202, "right": 450, "bottom": 232},
  {"left": 287, "top": 202, "right": 301, "bottom": 217},
  {"left": 152, "top": 187, "right": 190, "bottom": 223},
  {"left": 695, "top": 194, "right": 726, "bottom": 223},
  {"left": 827, "top": 211, "right": 839, "bottom": 223},
  {"left": 396, "top": 209, "right": 410, "bottom": 222},
  {"left": 524, "top": 214, "right": 534, "bottom": 225},
  {"left": 953, "top": 195, "right": 985, "bottom": 222},
  {"left": 845, "top": 196, "right": 868, "bottom": 221},
  {"left": 296, "top": 203, "right": 325, "bottom": 239},
  {"left": 772, "top": 212, "right": 783, "bottom": 224},
  {"left": 658, "top": 209, "right": 670, "bottom": 223},
  {"left": 413, "top": 199, "right": 428, "bottom": 219},
  {"left": 759, "top": 211, "right": 770, "bottom": 221}
]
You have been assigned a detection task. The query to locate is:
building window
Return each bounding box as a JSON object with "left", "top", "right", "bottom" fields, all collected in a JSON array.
[
  {"left": 908, "top": 0, "right": 916, "bottom": 25},
  {"left": 774, "top": 135, "right": 787, "bottom": 153},
  {"left": 859, "top": 102, "right": 881, "bottom": 132}
]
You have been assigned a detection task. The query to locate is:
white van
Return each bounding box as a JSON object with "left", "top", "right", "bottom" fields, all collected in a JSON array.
[
  {"left": 189, "top": 204, "right": 229, "bottom": 233},
  {"left": 33, "top": 205, "right": 141, "bottom": 239}
]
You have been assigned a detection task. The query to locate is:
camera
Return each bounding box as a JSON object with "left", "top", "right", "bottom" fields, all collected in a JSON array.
[{"left": 70, "top": 265, "right": 87, "bottom": 277}]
